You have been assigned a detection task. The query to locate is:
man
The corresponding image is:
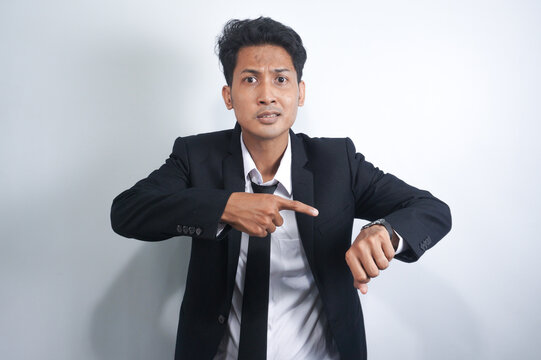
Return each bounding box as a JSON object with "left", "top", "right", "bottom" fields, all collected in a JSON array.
[{"left": 111, "top": 17, "right": 451, "bottom": 360}]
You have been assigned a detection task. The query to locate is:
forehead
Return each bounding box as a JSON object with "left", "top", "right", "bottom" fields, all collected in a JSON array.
[{"left": 234, "top": 45, "right": 294, "bottom": 72}]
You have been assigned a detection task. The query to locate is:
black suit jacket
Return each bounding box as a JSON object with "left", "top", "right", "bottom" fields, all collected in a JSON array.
[{"left": 111, "top": 124, "right": 451, "bottom": 360}]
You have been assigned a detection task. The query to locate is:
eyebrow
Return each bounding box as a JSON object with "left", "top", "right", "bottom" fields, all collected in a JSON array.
[{"left": 240, "top": 68, "right": 292, "bottom": 75}]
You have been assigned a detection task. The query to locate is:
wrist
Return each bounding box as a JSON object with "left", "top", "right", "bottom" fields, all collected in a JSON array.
[
  {"left": 362, "top": 218, "right": 398, "bottom": 250},
  {"left": 220, "top": 192, "right": 239, "bottom": 224}
]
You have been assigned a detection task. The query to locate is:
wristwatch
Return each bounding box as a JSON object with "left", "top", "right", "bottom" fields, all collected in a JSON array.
[{"left": 361, "top": 218, "right": 394, "bottom": 241}]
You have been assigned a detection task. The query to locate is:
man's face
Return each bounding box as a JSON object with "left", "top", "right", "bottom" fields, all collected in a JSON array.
[{"left": 222, "top": 45, "right": 305, "bottom": 144}]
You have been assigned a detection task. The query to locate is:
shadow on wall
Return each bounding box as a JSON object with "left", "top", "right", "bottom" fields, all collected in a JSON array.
[
  {"left": 91, "top": 238, "right": 191, "bottom": 360},
  {"left": 87, "top": 31, "right": 199, "bottom": 359},
  {"left": 366, "top": 258, "right": 482, "bottom": 360}
]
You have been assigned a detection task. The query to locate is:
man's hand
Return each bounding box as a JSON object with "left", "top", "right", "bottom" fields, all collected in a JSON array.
[
  {"left": 345, "top": 225, "right": 397, "bottom": 294},
  {"left": 221, "top": 192, "right": 319, "bottom": 237}
]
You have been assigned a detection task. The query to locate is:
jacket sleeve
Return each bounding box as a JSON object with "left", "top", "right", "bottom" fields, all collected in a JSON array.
[
  {"left": 345, "top": 137, "right": 452, "bottom": 262},
  {"left": 110, "top": 137, "right": 232, "bottom": 241}
]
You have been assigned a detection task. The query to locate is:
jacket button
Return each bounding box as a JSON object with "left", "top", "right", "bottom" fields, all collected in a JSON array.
[
  {"left": 218, "top": 315, "right": 225, "bottom": 324},
  {"left": 419, "top": 236, "right": 432, "bottom": 251},
  {"left": 195, "top": 227, "right": 202, "bottom": 236},
  {"left": 176, "top": 225, "right": 183, "bottom": 233},
  {"left": 189, "top": 226, "right": 195, "bottom": 235},
  {"left": 182, "top": 226, "right": 189, "bottom": 234}
]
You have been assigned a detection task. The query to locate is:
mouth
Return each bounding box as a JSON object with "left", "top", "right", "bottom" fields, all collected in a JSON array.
[{"left": 256, "top": 111, "right": 281, "bottom": 123}]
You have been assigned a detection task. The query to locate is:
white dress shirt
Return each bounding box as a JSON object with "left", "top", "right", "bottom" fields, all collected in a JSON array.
[{"left": 214, "top": 133, "right": 339, "bottom": 360}]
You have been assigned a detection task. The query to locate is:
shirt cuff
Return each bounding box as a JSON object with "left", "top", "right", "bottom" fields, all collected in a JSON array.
[
  {"left": 216, "top": 222, "right": 226, "bottom": 236},
  {"left": 394, "top": 231, "right": 409, "bottom": 254}
]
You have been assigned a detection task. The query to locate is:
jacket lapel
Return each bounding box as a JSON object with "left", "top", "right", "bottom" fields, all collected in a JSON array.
[
  {"left": 223, "top": 123, "right": 245, "bottom": 297},
  {"left": 290, "top": 130, "right": 317, "bottom": 274}
]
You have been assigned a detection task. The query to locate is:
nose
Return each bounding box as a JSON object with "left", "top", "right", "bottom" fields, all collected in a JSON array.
[{"left": 257, "top": 80, "right": 276, "bottom": 105}]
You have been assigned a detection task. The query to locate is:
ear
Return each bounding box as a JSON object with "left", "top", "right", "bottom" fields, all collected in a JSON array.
[
  {"left": 222, "top": 85, "right": 233, "bottom": 110},
  {"left": 298, "top": 80, "right": 306, "bottom": 107}
]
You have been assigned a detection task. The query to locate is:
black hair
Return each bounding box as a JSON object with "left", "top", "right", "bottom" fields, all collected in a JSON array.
[{"left": 216, "top": 17, "right": 307, "bottom": 86}]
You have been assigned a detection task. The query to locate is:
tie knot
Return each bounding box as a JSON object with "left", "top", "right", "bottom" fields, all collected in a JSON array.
[{"left": 251, "top": 181, "right": 278, "bottom": 194}]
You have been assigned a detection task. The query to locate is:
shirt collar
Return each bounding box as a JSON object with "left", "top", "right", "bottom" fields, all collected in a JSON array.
[{"left": 240, "top": 132, "right": 292, "bottom": 196}]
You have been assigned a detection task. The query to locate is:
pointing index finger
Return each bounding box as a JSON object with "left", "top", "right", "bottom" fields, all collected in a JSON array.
[{"left": 278, "top": 198, "right": 319, "bottom": 217}]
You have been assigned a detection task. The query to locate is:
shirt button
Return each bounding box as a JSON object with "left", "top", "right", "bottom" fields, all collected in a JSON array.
[{"left": 218, "top": 315, "right": 226, "bottom": 324}]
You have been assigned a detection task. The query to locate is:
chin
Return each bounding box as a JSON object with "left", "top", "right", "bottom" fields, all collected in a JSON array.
[
  {"left": 246, "top": 128, "right": 287, "bottom": 141},
  {"left": 240, "top": 118, "right": 293, "bottom": 141}
]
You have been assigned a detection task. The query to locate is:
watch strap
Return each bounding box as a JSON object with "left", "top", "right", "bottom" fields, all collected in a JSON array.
[{"left": 361, "top": 218, "right": 394, "bottom": 241}]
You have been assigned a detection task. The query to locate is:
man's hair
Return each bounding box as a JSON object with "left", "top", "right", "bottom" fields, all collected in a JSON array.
[{"left": 216, "top": 17, "right": 307, "bottom": 86}]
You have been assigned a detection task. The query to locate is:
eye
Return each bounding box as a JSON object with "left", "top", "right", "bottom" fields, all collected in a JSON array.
[
  {"left": 276, "top": 76, "right": 287, "bottom": 84},
  {"left": 244, "top": 76, "right": 257, "bottom": 84}
]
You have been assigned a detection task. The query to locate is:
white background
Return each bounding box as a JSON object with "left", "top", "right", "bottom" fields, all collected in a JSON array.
[{"left": 1, "top": 0, "right": 540, "bottom": 359}]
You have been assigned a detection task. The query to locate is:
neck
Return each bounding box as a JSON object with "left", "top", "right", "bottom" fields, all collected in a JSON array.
[{"left": 242, "top": 132, "right": 288, "bottom": 182}]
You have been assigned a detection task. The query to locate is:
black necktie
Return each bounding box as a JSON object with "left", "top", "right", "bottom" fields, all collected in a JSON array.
[{"left": 238, "top": 181, "right": 278, "bottom": 360}]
